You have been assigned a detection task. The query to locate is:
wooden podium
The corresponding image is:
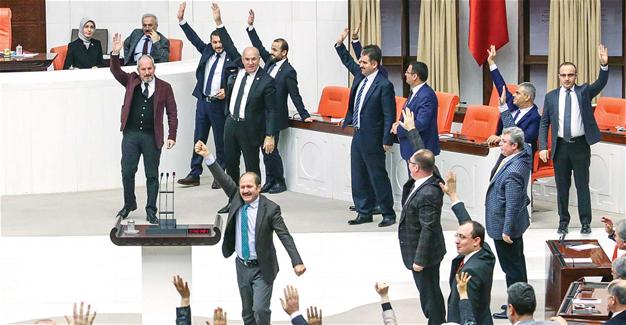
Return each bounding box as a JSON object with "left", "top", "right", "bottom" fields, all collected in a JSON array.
[
  {"left": 545, "top": 239, "right": 612, "bottom": 317},
  {"left": 557, "top": 281, "right": 610, "bottom": 322}
]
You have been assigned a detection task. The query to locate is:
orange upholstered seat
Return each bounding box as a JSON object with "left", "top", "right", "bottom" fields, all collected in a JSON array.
[
  {"left": 488, "top": 84, "right": 518, "bottom": 107},
  {"left": 595, "top": 97, "right": 626, "bottom": 129},
  {"left": 0, "top": 8, "right": 11, "bottom": 51},
  {"left": 50, "top": 45, "right": 68, "bottom": 70},
  {"left": 435, "top": 91, "right": 459, "bottom": 134},
  {"left": 316, "top": 86, "right": 350, "bottom": 118},
  {"left": 460, "top": 105, "right": 500, "bottom": 140},
  {"left": 395, "top": 96, "right": 407, "bottom": 121},
  {"left": 532, "top": 127, "right": 554, "bottom": 182},
  {"left": 168, "top": 38, "right": 183, "bottom": 62}
]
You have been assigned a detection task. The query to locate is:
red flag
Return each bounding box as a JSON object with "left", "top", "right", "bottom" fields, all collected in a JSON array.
[{"left": 468, "top": 0, "right": 509, "bottom": 66}]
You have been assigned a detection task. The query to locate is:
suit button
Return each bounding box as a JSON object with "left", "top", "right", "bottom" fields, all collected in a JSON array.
[
  {"left": 140, "top": 127, "right": 143, "bottom": 130},
  {"left": 141, "top": 114, "right": 144, "bottom": 117},
  {"left": 144, "top": 100, "right": 147, "bottom": 103}
]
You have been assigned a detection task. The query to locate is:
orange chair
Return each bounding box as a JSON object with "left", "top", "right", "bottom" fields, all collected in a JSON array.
[
  {"left": 395, "top": 96, "right": 407, "bottom": 121},
  {"left": 532, "top": 127, "right": 554, "bottom": 183},
  {"left": 50, "top": 45, "right": 68, "bottom": 70},
  {"left": 316, "top": 86, "right": 350, "bottom": 118},
  {"left": 169, "top": 38, "right": 183, "bottom": 62},
  {"left": 460, "top": 105, "right": 500, "bottom": 140},
  {"left": 0, "top": 8, "right": 11, "bottom": 51},
  {"left": 435, "top": 91, "right": 459, "bottom": 134},
  {"left": 594, "top": 97, "right": 626, "bottom": 129},
  {"left": 488, "top": 84, "right": 518, "bottom": 107}
]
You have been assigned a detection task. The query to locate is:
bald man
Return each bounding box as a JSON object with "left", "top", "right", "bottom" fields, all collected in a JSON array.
[{"left": 211, "top": 3, "right": 277, "bottom": 213}]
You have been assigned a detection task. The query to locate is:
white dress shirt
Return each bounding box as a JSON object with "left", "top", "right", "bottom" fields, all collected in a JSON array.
[
  {"left": 235, "top": 196, "right": 259, "bottom": 260},
  {"left": 498, "top": 103, "right": 533, "bottom": 124},
  {"left": 267, "top": 58, "right": 286, "bottom": 79},
  {"left": 229, "top": 68, "right": 259, "bottom": 119},
  {"left": 406, "top": 174, "right": 433, "bottom": 205},
  {"left": 557, "top": 86, "right": 584, "bottom": 138},
  {"left": 408, "top": 82, "right": 426, "bottom": 105},
  {"left": 203, "top": 52, "right": 226, "bottom": 97},
  {"left": 354, "top": 69, "right": 379, "bottom": 127}
]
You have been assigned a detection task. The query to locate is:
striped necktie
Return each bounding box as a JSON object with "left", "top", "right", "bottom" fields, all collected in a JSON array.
[
  {"left": 352, "top": 77, "right": 368, "bottom": 128},
  {"left": 240, "top": 204, "right": 250, "bottom": 261}
]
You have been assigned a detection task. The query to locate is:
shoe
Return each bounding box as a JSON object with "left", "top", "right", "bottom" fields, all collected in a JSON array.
[
  {"left": 557, "top": 224, "right": 569, "bottom": 235},
  {"left": 146, "top": 210, "right": 159, "bottom": 225},
  {"left": 261, "top": 181, "right": 275, "bottom": 193},
  {"left": 581, "top": 223, "right": 592, "bottom": 234},
  {"left": 348, "top": 214, "right": 373, "bottom": 225},
  {"left": 492, "top": 310, "right": 507, "bottom": 319},
  {"left": 218, "top": 202, "right": 231, "bottom": 214},
  {"left": 116, "top": 204, "right": 137, "bottom": 219},
  {"left": 349, "top": 205, "right": 356, "bottom": 211},
  {"left": 178, "top": 175, "right": 199, "bottom": 186},
  {"left": 211, "top": 180, "right": 221, "bottom": 189},
  {"left": 378, "top": 218, "right": 396, "bottom": 227},
  {"left": 500, "top": 305, "right": 507, "bottom": 310},
  {"left": 268, "top": 181, "right": 287, "bottom": 194}
]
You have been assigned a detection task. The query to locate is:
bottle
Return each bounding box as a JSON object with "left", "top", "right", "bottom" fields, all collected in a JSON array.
[{"left": 16, "top": 44, "right": 22, "bottom": 56}]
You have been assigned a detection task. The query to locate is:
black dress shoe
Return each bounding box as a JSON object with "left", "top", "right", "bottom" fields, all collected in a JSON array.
[
  {"left": 348, "top": 214, "right": 373, "bottom": 225},
  {"left": 178, "top": 175, "right": 200, "bottom": 186},
  {"left": 492, "top": 309, "right": 507, "bottom": 319},
  {"left": 116, "top": 205, "right": 137, "bottom": 219},
  {"left": 581, "top": 223, "right": 592, "bottom": 234},
  {"left": 378, "top": 218, "right": 396, "bottom": 227},
  {"left": 218, "top": 202, "right": 231, "bottom": 214},
  {"left": 557, "top": 224, "right": 569, "bottom": 235},
  {"left": 211, "top": 180, "right": 221, "bottom": 189},
  {"left": 146, "top": 211, "right": 159, "bottom": 225},
  {"left": 268, "top": 181, "right": 287, "bottom": 194},
  {"left": 349, "top": 205, "right": 356, "bottom": 211},
  {"left": 260, "top": 181, "right": 275, "bottom": 193}
]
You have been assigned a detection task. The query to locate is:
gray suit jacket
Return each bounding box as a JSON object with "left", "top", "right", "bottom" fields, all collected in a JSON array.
[
  {"left": 207, "top": 160, "right": 302, "bottom": 283},
  {"left": 123, "top": 29, "right": 170, "bottom": 65}
]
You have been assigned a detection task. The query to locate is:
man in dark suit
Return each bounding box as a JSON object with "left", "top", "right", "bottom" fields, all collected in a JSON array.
[
  {"left": 246, "top": 9, "right": 313, "bottom": 194},
  {"left": 176, "top": 2, "right": 233, "bottom": 190},
  {"left": 335, "top": 28, "right": 396, "bottom": 227},
  {"left": 123, "top": 13, "right": 169, "bottom": 66},
  {"left": 440, "top": 172, "right": 496, "bottom": 325},
  {"left": 606, "top": 279, "right": 626, "bottom": 324},
  {"left": 486, "top": 45, "right": 541, "bottom": 154},
  {"left": 538, "top": 44, "right": 609, "bottom": 235},
  {"left": 110, "top": 33, "right": 178, "bottom": 224},
  {"left": 194, "top": 140, "right": 305, "bottom": 325},
  {"left": 505, "top": 282, "right": 565, "bottom": 325},
  {"left": 391, "top": 61, "right": 440, "bottom": 163},
  {"left": 398, "top": 148, "right": 446, "bottom": 324},
  {"left": 212, "top": 3, "right": 277, "bottom": 213}
]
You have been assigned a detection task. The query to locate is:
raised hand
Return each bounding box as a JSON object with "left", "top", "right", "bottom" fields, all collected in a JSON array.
[
  {"left": 211, "top": 2, "right": 222, "bottom": 26},
  {"left": 263, "top": 136, "right": 275, "bottom": 154},
  {"left": 337, "top": 27, "right": 349, "bottom": 45},
  {"left": 307, "top": 306, "right": 322, "bottom": 325},
  {"left": 247, "top": 9, "right": 255, "bottom": 26},
  {"left": 456, "top": 272, "right": 472, "bottom": 299},
  {"left": 172, "top": 275, "right": 190, "bottom": 307},
  {"left": 439, "top": 170, "right": 458, "bottom": 202},
  {"left": 398, "top": 108, "right": 415, "bottom": 131},
  {"left": 294, "top": 264, "right": 306, "bottom": 276},
  {"left": 64, "top": 302, "right": 96, "bottom": 325},
  {"left": 486, "top": 45, "right": 497, "bottom": 65},
  {"left": 112, "top": 33, "right": 122, "bottom": 55},
  {"left": 177, "top": 2, "right": 186, "bottom": 22},
  {"left": 601, "top": 216, "right": 615, "bottom": 235},
  {"left": 598, "top": 44, "right": 608, "bottom": 65},
  {"left": 212, "top": 307, "right": 227, "bottom": 325},
  {"left": 499, "top": 85, "right": 507, "bottom": 106},
  {"left": 375, "top": 282, "right": 389, "bottom": 297},
  {"left": 194, "top": 140, "right": 210, "bottom": 158},
  {"left": 280, "top": 285, "right": 300, "bottom": 316},
  {"left": 351, "top": 26, "right": 360, "bottom": 40}
]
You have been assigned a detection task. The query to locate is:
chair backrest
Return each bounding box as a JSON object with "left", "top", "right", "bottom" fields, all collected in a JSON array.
[
  {"left": 435, "top": 91, "right": 459, "bottom": 134},
  {"left": 316, "top": 86, "right": 350, "bottom": 118},
  {"left": 595, "top": 97, "right": 626, "bottom": 128},
  {"left": 460, "top": 105, "right": 500, "bottom": 140},
  {"left": 0, "top": 8, "right": 11, "bottom": 50},
  {"left": 488, "top": 83, "right": 518, "bottom": 107},
  {"left": 532, "top": 126, "right": 554, "bottom": 180},
  {"left": 395, "top": 96, "right": 407, "bottom": 121},
  {"left": 168, "top": 38, "right": 183, "bottom": 62},
  {"left": 50, "top": 45, "right": 68, "bottom": 70},
  {"left": 71, "top": 28, "right": 109, "bottom": 54}
]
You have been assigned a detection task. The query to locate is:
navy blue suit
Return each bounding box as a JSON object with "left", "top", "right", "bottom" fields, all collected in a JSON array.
[
  {"left": 335, "top": 43, "right": 395, "bottom": 220},
  {"left": 180, "top": 22, "right": 234, "bottom": 176},
  {"left": 396, "top": 84, "right": 440, "bottom": 159},
  {"left": 247, "top": 27, "right": 311, "bottom": 185},
  {"left": 539, "top": 67, "right": 608, "bottom": 226},
  {"left": 350, "top": 40, "right": 388, "bottom": 78},
  {"left": 491, "top": 67, "right": 541, "bottom": 153}
]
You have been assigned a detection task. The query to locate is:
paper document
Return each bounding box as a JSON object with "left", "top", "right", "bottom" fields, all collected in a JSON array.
[
  {"left": 564, "top": 258, "right": 593, "bottom": 264},
  {"left": 568, "top": 244, "right": 600, "bottom": 251},
  {"left": 573, "top": 298, "right": 602, "bottom": 304}
]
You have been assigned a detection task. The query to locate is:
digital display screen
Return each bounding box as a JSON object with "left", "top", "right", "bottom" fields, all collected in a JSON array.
[{"left": 188, "top": 228, "right": 210, "bottom": 234}]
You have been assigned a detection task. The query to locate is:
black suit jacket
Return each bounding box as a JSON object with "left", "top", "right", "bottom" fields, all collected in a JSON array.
[
  {"left": 208, "top": 161, "right": 302, "bottom": 284},
  {"left": 64, "top": 38, "right": 103, "bottom": 69},
  {"left": 606, "top": 310, "right": 626, "bottom": 324},
  {"left": 398, "top": 174, "right": 446, "bottom": 270},
  {"left": 447, "top": 202, "right": 496, "bottom": 325},
  {"left": 218, "top": 26, "right": 277, "bottom": 145},
  {"left": 247, "top": 27, "right": 311, "bottom": 129}
]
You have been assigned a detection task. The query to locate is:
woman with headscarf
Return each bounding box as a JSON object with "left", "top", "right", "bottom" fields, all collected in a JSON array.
[{"left": 63, "top": 17, "right": 103, "bottom": 69}]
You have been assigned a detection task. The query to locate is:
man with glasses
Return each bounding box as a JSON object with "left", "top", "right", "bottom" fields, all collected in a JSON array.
[{"left": 538, "top": 45, "right": 609, "bottom": 235}]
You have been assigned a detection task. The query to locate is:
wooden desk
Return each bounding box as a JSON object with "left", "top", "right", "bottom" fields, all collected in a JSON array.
[
  {"left": 558, "top": 281, "right": 610, "bottom": 322},
  {"left": 545, "top": 239, "right": 612, "bottom": 317},
  {"left": 0, "top": 53, "right": 56, "bottom": 72}
]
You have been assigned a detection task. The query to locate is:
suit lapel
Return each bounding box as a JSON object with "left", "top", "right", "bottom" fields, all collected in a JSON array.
[
  {"left": 245, "top": 71, "right": 264, "bottom": 110},
  {"left": 255, "top": 196, "right": 266, "bottom": 243},
  {"left": 359, "top": 73, "right": 381, "bottom": 109}
]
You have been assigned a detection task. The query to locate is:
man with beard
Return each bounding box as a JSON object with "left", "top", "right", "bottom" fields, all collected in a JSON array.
[
  {"left": 110, "top": 32, "right": 178, "bottom": 224},
  {"left": 245, "top": 9, "right": 313, "bottom": 194},
  {"left": 123, "top": 13, "right": 169, "bottom": 66}
]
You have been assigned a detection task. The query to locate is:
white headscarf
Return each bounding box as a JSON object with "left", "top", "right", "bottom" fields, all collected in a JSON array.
[{"left": 78, "top": 17, "right": 95, "bottom": 48}]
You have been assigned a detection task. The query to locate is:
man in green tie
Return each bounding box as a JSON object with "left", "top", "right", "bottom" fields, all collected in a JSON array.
[{"left": 195, "top": 140, "right": 306, "bottom": 325}]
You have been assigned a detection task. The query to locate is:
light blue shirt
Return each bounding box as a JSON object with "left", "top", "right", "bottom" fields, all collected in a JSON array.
[
  {"left": 133, "top": 36, "right": 153, "bottom": 63},
  {"left": 236, "top": 196, "right": 259, "bottom": 260}
]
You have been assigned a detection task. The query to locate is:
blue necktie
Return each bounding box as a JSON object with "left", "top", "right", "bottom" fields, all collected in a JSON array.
[
  {"left": 204, "top": 53, "right": 221, "bottom": 96},
  {"left": 266, "top": 63, "right": 275, "bottom": 76},
  {"left": 563, "top": 89, "right": 572, "bottom": 141},
  {"left": 142, "top": 82, "right": 149, "bottom": 98},
  {"left": 240, "top": 204, "right": 250, "bottom": 261},
  {"left": 352, "top": 77, "right": 368, "bottom": 128},
  {"left": 512, "top": 109, "right": 520, "bottom": 123}
]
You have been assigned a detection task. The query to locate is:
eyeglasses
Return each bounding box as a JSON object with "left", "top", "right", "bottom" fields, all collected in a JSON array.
[
  {"left": 559, "top": 73, "right": 576, "bottom": 78},
  {"left": 454, "top": 233, "right": 472, "bottom": 240}
]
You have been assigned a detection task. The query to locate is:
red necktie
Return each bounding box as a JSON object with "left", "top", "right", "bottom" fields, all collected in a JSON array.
[
  {"left": 142, "top": 37, "right": 150, "bottom": 55},
  {"left": 612, "top": 245, "right": 619, "bottom": 261},
  {"left": 457, "top": 259, "right": 465, "bottom": 274}
]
